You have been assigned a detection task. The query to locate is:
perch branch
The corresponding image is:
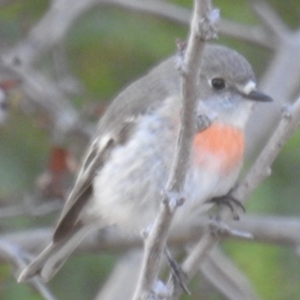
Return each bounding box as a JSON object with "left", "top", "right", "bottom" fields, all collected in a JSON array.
[{"left": 132, "top": 0, "right": 218, "bottom": 299}]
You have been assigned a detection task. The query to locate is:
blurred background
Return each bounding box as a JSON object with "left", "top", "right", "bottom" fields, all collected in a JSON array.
[{"left": 0, "top": 0, "right": 300, "bottom": 299}]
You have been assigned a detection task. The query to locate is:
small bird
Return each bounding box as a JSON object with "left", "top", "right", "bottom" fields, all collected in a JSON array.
[{"left": 18, "top": 44, "right": 272, "bottom": 282}]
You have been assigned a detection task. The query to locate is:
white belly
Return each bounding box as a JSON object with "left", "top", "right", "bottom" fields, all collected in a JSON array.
[{"left": 83, "top": 110, "right": 241, "bottom": 234}]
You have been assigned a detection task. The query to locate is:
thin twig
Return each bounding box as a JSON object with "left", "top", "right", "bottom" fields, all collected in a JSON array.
[
  {"left": 3, "top": 0, "right": 99, "bottom": 65},
  {"left": 201, "top": 248, "right": 260, "bottom": 300},
  {"left": 251, "top": 0, "right": 289, "bottom": 40},
  {"left": 107, "top": 0, "right": 271, "bottom": 48},
  {"left": 2, "top": 0, "right": 273, "bottom": 71},
  {"left": 0, "top": 198, "right": 61, "bottom": 220},
  {"left": 4, "top": 214, "right": 300, "bottom": 260},
  {"left": 233, "top": 98, "right": 300, "bottom": 203}
]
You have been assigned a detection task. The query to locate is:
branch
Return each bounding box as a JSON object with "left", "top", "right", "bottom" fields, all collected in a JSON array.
[
  {"left": 169, "top": 218, "right": 254, "bottom": 299},
  {"left": 233, "top": 97, "right": 300, "bottom": 203},
  {"left": 4, "top": 0, "right": 99, "bottom": 66},
  {"left": 201, "top": 248, "right": 260, "bottom": 300},
  {"left": 0, "top": 61, "right": 92, "bottom": 140},
  {"left": 95, "top": 251, "right": 143, "bottom": 300},
  {"left": 107, "top": 0, "right": 272, "bottom": 48},
  {"left": 0, "top": 194, "right": 62, "bottom": 220},
  {"left": 10, "top": 211, "right": 297, "bottom": 300},
  {"left": 132, "top": 1, "right": 218, "bottom": 298},
  {"left": 3, "top": 0, "right": 273, "bottom": 71},
  {"left": 4, "top": 214, "right": 300, "bottom": 260},
  {"left": 247, "top": 29, "right": 300, "bottom": 156},
  {"left": 251, "top": 0, "right": 290, "bottom": 41}
]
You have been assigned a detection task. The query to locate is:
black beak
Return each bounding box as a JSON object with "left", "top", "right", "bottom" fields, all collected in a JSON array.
[{"left": 244, "top": 90, "right": 273, "bottom": 102}]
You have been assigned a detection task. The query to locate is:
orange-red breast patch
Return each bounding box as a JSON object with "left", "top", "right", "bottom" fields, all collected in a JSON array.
[{"left": 192, "top": 123, "right": 244, "bottom": 173}]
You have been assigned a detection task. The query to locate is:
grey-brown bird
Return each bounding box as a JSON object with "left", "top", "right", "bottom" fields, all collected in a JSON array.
[{"left": 18, "top": 44, "right": 271, "bottom": 282}]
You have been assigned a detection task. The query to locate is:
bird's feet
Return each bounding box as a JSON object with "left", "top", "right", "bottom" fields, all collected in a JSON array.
[
  {"left": 208, "top": 192, "right": 245, "bottom": 220},
  {"left": 165, "top": 248, "right": 191, "bottom": 295}
]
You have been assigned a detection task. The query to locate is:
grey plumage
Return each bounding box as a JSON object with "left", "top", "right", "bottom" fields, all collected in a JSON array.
[{"left": 18, "top": 44, "right": 270, "bottom": 282}]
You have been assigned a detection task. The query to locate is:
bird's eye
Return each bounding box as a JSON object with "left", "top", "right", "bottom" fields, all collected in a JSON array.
[{"left": 211, "top": 78, "right": 225, "bottom": 90}]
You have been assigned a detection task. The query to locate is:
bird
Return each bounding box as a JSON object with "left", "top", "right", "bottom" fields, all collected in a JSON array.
[{"left": 18, "top": 44, "right": 272, "bottom": 283}]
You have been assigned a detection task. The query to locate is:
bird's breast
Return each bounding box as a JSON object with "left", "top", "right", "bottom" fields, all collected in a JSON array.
[{"left": 192, "top": 123, "right": 244, "bottom": 174}]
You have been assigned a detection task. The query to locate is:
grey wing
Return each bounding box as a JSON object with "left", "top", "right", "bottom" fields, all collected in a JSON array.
[
  {"left": 53, "top": 119, "right": 136, "bottom": 242},
  {"left": 53, "top": 137, "right": 115, "bottom": 242},
  {"left": 53, "top": 57, "right": 179, "bottom": 242}
]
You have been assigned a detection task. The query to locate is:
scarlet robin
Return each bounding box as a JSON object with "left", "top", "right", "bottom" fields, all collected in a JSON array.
[{"left": 18, "top": 44, "right": 272, "bottom": 282}]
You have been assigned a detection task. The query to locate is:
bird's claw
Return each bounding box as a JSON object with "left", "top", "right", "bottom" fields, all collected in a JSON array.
[{"left": 208, "top": 194, "right": 245, "bottom": 220}]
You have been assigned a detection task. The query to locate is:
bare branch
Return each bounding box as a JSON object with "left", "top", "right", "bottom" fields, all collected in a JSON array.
[
  {"left": 170, "top": 227, "right": 219, "bottom": 300},
  {"left": 228, "top": 215, "right": 300, "bottom": 248},
  {"left": 4, "top": 214, "right": 300, "bottom": 259},
  {"left": 107, "top": 0, "right": 272, "bottom": 48},
  {"left": 247, "top": 33, "right": 300, "bottom": 156},
  {"left": 95, "top": 251, "right": 143, "bottom": 300},
  {"left": 4, "top": 0, "right": 99, "bottom": 66},
  {"left": 201, "top": 248, "right": 260, "bottom": 300},
  {"left": 0, "top": 198, "right": 61, "bottom": 220},
  {"left": 0, "top": 61, "right": 92, "bottom": 140},
  {"left": 6, "top": 213, "right": 300, "bottom": 298},
  {"left": 132, "top": 1, "right": 218, "bottom": 298},
  {"left": 251, "top": 0, "right": 290, "bottom": 41},
  {"left": 166, "top": 218, "right": 253, "bottom": 299},
  {"left": 3, "top": 0, "right": 273, "bottom": 72},
  {"left": 234, "top": 96, "right": 300, "bottom": 203},
  {"left": 220, "top": 19, "right": 272, "bottom": 49}
]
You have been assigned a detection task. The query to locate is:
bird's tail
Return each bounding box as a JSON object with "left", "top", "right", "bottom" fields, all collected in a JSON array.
[{"left": 18, "top": 225, "right": 92, "bottom": 283}]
